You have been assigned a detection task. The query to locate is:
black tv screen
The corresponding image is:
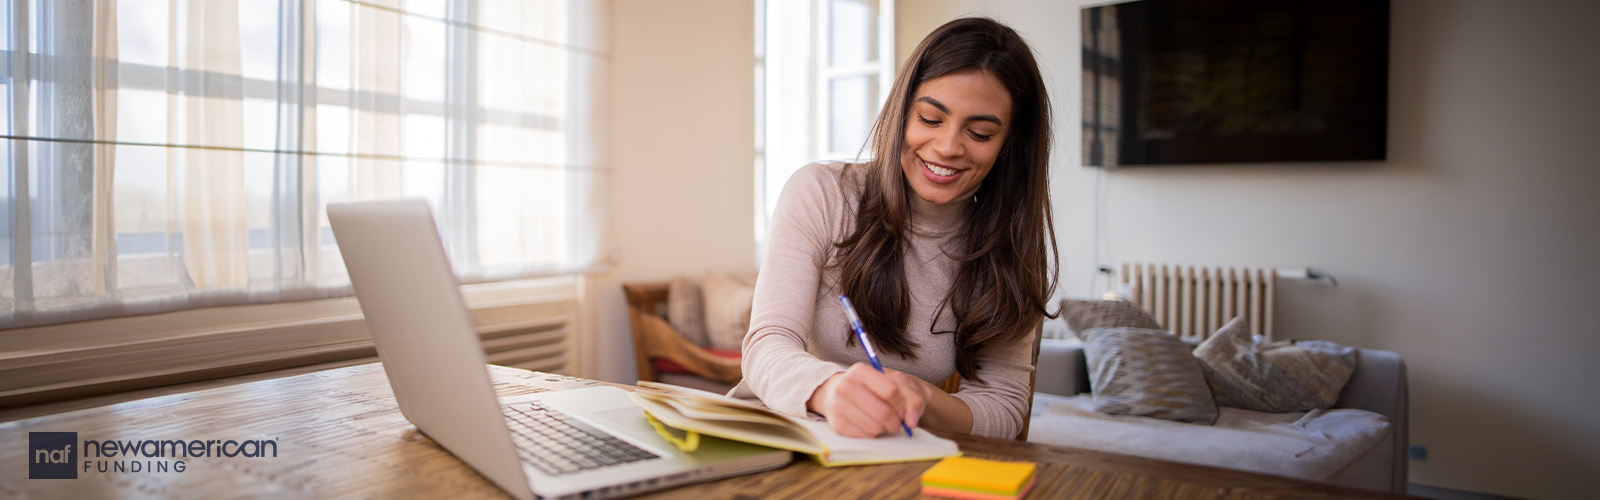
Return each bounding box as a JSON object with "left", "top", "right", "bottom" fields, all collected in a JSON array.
[{"left": 1082, "top": 0, "right": 1389, "bottom": 167}]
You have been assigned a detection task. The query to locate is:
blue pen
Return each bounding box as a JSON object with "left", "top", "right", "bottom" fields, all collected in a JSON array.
[{"left": 838, "top": 295, "right": 916, "bottom": 438}]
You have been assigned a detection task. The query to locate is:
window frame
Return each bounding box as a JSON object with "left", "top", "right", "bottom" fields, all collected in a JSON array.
[{"left": 755, "top": 0, "right": 893, "bottom": 259}]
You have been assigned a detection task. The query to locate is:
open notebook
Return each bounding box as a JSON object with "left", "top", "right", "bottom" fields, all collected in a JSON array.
[{"left": 628, "top": 381, "right": 960, "bottom": 467}]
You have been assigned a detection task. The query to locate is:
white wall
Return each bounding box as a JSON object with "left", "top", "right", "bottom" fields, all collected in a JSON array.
[
  {"left": 900, "top": 1, "right": 1600, "bottom": 498},
  {"left": 591, "top": 0, "right": 758, "bottom": 384}
]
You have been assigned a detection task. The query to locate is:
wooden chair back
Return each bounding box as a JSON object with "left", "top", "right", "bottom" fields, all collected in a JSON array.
[
  {"left": 622, "top": 282, "right": 742, "bottom": 385},
  {"left": 937, "top": 322, "right": 1043, "bottom": 441}
]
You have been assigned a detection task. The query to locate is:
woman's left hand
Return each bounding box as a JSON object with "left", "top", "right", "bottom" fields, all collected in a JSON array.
[
  {"left": 891, "top": 370, "right": 974, "bottom": 434},
  {"left": 880, "top": 368, "right": 939, "bottom": 429}
]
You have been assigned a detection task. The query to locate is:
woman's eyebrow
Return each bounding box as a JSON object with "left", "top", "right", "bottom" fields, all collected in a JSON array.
[
  {"left": 916, "top": 96, "right": 1004, "bottom": 126},
  {"left": 916, "top": 96, "right": 951, "bottom": 114}
]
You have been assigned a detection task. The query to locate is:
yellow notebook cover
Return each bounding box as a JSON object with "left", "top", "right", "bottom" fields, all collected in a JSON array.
[
  {"left": 628, "top": 381, "right": 959, "bottom": 467},
  {"left": 921, "top": 456, "right": 1036, "bottom": 494}
]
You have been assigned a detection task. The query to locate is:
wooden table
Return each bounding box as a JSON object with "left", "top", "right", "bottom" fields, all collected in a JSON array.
[{"left": 1, "top": 363, "right": 1407, "bottom": 499}]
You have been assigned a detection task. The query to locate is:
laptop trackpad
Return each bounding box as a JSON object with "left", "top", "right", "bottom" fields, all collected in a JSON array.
[{"left": 587, "top": 406, "right": 685, "bottom": 449}]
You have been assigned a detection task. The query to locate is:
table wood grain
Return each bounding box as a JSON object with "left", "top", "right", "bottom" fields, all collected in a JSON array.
[{"left": 1, "top": 363, "right": 1408, "bottom": 499}]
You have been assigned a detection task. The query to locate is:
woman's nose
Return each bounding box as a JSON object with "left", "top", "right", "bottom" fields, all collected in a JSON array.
[{"left": 933, "top": 127, "right": 964, "bottom": 158}]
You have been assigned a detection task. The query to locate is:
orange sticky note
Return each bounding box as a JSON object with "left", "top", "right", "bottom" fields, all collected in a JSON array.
[{"left": 920, "top": 456, "right": 1036, "bottom": 499}]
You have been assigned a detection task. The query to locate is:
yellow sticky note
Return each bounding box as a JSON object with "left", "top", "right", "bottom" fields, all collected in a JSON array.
[{"left": 920, "top": 456, "right": 1036, "bottom": 494}]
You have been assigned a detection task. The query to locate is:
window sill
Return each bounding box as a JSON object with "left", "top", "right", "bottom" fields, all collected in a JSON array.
[{"left": 0, "top": 277, "right": 580, "bottom": 410}]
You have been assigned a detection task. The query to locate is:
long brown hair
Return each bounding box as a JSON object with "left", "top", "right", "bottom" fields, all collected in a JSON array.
[{"left": 834, "top": 17, "right": 1058, "bottom": 383}]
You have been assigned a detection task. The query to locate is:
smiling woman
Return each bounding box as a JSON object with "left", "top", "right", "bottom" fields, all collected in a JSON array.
[
  {"left": 734, "top": 17, "right": 1057, "bottom": 441},
  {"left": 900, "top": 71, "right": 1012, "bottom": 205}
]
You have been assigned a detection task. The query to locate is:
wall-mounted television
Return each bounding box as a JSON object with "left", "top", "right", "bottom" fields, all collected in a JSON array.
[{"left": 1082, "top": 0, "right": 1390, "bottom": 167}]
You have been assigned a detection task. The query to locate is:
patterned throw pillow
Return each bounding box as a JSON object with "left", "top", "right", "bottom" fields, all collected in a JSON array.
[
  {"left": 701, "top": 271, "right": 757, "bottom": 351},
  {"left": 1062, "top": 299, "right": 1163, "bottom": 338},
  {"left": 1193, "top": 317, "right": 1359, "bottom": 412},
  {"left": 1081, "top": 326, "right": 1218, "bottom": 424},
  {"left": 667, "top": 276, "right": 708, "bottom": 346}
]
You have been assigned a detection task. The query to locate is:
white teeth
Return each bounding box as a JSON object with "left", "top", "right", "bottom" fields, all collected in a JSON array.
[{"left": 923, "top": 159, "right": 956, "bottom": 176}]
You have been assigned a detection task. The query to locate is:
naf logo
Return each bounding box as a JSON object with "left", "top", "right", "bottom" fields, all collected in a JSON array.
[{"left": 29, "top": 432, "right": 77, "bottom": 479}]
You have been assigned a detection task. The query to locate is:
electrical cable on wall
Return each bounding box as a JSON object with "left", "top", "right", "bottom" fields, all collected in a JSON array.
[{"left": 1089, "top": 162, "right": 1106, "bottom": 297}]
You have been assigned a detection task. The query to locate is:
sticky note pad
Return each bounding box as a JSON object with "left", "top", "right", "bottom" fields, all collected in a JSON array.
[{"left": 920, "top": 456, "right": 1036, "bottom": 499}]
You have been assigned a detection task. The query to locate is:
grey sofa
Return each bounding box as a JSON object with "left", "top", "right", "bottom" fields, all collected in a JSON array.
[{"left": 1032, "top": 338, "right": 1409, "bottom": 493}]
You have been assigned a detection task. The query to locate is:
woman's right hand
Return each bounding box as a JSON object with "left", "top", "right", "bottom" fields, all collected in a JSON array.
[{"left": 806, "top": 363, "right": 925, "bottom": 438}]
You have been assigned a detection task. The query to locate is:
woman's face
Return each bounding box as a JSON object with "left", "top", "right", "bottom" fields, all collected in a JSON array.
[{"left": 899, "top": 70, "right": 1012, "bottom": 206}]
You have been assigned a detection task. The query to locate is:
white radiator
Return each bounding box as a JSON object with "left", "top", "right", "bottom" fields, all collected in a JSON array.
[
  {"left": 1120, "top": 263, "right": 1276, "bottom": 341},
  {"left": 482, "top": 325, "right": 571, "bottom": 373},
  {"left": 477, "top": 302, "right": 576, "bottom": 374}
]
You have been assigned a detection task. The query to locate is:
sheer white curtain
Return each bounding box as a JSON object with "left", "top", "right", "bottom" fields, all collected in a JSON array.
[{"left": 1, "top": 0, "right": 613, "bottom": 329}]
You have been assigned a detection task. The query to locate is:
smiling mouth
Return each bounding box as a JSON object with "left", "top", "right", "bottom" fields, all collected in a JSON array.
[{"left": 919, "top": 157, "right": 959, "bottom": 177}]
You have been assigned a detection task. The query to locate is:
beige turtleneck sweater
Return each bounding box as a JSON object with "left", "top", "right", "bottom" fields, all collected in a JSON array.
[{"left": 731, "top": 162, "right": 1034, "bottom": 439}]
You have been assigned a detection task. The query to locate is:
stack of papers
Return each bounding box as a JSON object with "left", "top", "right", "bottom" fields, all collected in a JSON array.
[
  {"left": 920, "top": 456, "right": 1037, "bottom": 500},
  {"left": 628, "top": 381, "right": 959, "bottom": 466}
]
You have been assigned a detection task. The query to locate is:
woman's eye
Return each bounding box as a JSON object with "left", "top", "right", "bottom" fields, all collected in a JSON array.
[
  {"left": 969, "top": 130, "right": 994, "bottom": 141},
  {"left": 917, "top": 115, "right": 942, "bottom": 126}
]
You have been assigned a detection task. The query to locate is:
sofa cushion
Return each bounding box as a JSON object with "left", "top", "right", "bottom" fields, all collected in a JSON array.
[
  {"left": 1062, "top": 299, "right": 1163, "bottom": 337},
  {"left": 1081, "top": 326, "right": 1218, "bottom": 424},
  {"left": 1028, "top": 392, "right": 1391, "bottom": 482},
  {"left": 701, "top": 271, "right": 757, "bottom": 351},
  {"left": 1195, "top": 317, "right": 1359, "bottom": 412},
  {"left": 667, "top": 276, "right": 709, "bottom": 346}
]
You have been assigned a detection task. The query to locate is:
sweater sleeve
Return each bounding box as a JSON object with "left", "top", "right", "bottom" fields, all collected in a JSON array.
[
  {"left": 951, "top": 325, "right": 1038, "bottom": 439},
  {"left": 738, "top": 164, "right": 850, "bottom": 417}
]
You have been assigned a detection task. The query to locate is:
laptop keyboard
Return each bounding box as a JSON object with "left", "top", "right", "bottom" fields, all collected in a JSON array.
[{"left": 503, "top": 402, "right": 661, "bottom": 476}]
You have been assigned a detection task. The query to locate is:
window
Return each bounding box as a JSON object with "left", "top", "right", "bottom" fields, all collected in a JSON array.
[
  {"left": 1, "top": 0, "right": 612, "bottom": 329},
  {"left": 755, "top": 0, "right": 892, "bottom": 253}
]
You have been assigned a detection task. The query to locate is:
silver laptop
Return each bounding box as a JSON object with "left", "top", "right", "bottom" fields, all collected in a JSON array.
[{"left": 328, "top": 200, "right": 791, "bottom": 500}]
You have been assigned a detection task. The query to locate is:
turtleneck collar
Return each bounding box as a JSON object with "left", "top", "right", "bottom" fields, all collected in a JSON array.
[{"left": 907, "top": 190, "right": 970, "bottom": 238}]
